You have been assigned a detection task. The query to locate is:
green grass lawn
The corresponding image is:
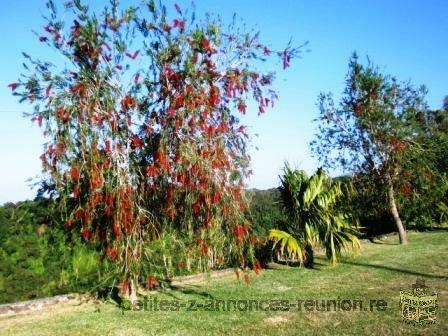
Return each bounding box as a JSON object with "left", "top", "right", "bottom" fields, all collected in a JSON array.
[{"left": 1, "top": 231, "right": 447, "bottom": 335}]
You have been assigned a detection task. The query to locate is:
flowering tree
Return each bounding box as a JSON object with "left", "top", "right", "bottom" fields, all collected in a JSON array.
[
  {"left": 311, "top": 54, "right": 428, "bottom": 245},
  {"left": 10, "top": 0, "right": 298, "bottom": 301}
]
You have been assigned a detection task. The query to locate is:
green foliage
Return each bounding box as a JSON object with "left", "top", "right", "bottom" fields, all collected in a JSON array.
[
  {"left": 311, "top": 54, "right": 446, "bottom": 240},
  {"left": 397, "top": 104, "right": 448, "bottom": 228},
  {"left": 10, "top": 0, "right": 300, "bottom": 293},
  {"left": 0, "top": 198, "right": 100, "bottom": 303},
  {"left": 269, "top": 165, "right": 360, "bottom": 265},
  {"left": 247, "top": 188, "right": 287, "bottom": 237},
  {"left": 268, "top": 229, "right": 303, "bottom": 263}
]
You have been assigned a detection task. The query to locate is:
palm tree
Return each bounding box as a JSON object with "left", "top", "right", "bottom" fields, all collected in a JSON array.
[{"left": 269, "top": 165, "right": 360, "bottom": 267}]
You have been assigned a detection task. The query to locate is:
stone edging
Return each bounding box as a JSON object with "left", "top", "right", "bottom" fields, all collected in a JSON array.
[
  {"left": 0, "top": 268, "right": 240, "bottom": 316},
  {"left": 0, "top": 293, "right": 84, "bottom": 316}
]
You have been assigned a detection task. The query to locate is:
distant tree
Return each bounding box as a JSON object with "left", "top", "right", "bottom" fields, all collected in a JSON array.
[
  {"left": 0, "top": 199, "right": 99, "bottom": 303},
  {"left": 9, "top": 0, "right": 299, "bottom": 301},
  {"left": 443, "top": 95, "right": 448, "bottom": 112},
  {"left": 247, "top": 188, "right": 286, "bottom": 236},
  {"left": 311, "top": 54, "right": 429, "bottom": 244},
  {"left": 269, "top": 165, "right": 360, "bottom": 267},
  {"left": 400, "top": 99, "right": 448, "bottom": 226}
]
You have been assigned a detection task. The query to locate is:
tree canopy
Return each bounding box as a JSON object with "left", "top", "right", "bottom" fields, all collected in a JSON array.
[
  {"left": 9, "top": 0, "right": 299, "bottom": 300},
  {"left": 311, "top": 53, "right": 430, "bottom": 244}
]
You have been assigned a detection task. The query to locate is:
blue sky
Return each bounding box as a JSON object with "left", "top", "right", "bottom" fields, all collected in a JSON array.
[{"left": 0, "top": 0, "right": 447, "bottom": 204}]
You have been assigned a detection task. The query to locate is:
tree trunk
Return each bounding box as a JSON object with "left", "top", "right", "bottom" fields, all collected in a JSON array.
[
  {"left": 388, "top": 181, "right": 408, "bottom": 244},
  {"left": 304, "top": 243, "right": 314, "bottom": 268},
  {"left": 129, "top": 278, "right": 138, "bottom": 305}
]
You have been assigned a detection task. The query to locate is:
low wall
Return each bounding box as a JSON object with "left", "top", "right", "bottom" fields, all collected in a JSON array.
[{"left": 0, "top": 268, "right": 240, "bottom": 316}]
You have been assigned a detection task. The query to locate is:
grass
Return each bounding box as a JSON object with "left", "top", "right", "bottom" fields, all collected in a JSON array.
[{"left": 1, "top": 231, "right": 447, "bottom": 335}]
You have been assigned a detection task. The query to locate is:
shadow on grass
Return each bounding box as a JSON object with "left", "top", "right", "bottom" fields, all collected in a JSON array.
[
  {"left": 163, "top": 285, "right": 215, "bottom": 300},
  {"left": 416, "top": 227, "right": 448, "bottom": 232},
  {"left": 341, "top": 260, "right": 447, "bottom": 279},
  {"left": 369, "top": 240, "right": 400, "bottom": 245},
  {"left": 365, "top": 236, "right": 400, "bottom": 245}
]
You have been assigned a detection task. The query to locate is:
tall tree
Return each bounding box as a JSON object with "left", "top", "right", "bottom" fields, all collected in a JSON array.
[
  {"left": 311, "top": 54, "right": 428, "bottom": 244},
  {"left": 9, "top": 0, "right": 299, "bottom": 301}
]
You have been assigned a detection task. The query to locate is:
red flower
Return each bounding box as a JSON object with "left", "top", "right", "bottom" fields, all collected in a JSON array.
[
  {"left": 162, "top": 24, "right": 171, "bottom": 33},
  {"left": 105, "top": 192, "right": 114, "bottom": 206},
  {"left": 75, "top": 208, "right": 84, "bottom": 220},
  {"left": 263, "top": 46, "right": 271, "bottom": 56},
  {"left": 131, "top": 135, "right": 143, "bottom": 149},
  {"left": 201, "top": 38, "right": 216, "bottom": 54},
  {"left": 200, "top": 242, "right": 209, "bottom": 255},
  {"left": 146, "top": 165, "right": 159, "bottom": 177},
  {"left": 73, "top": 185, "right": 81, "bottom": 199},
  {"left": 400, "top": 182, "right": 413, "bottom": 196},
  {"left": 32, "top": 115, "right": 43, "bottom": 127},
  {"left": 104, "top": 54, "right": 112, "bottom": 62},
  {"left": 113, "top": 221, "right": 121, "bottom": 238},
  {"left": 209, "top": 86, "right": 220, "bottom": 107},
  {"left": 105, "top": 140, "right": 111, "bottom": 153},
  {"left": 173, "top": 19, "right": 185, "bottom": 30},
  {"left": 234, "top": 225, "right": 246, "bottom": 243},
  {"left": 237, "top": 125, "right": 246, "bottom": 133},
  {"left": 167, "top": 207, "right": 176, "bottom": 220},
  {"left": 125, "top": 50, "right": 140, "bottom": 60},
  {"left": 282, "top": 49, "right": 291, "bottom": 69},
  {"left": 147, "top": 276, "right": 158, "bottom": 290},
  {"left": 237, "top": 101, "right": 247, "bottom": 114},
  {"left": 354, "top": 105, "right": 363, "bottom": 116},
  {"left": 56, "top": 106, "right": 69, "bottom": 122},
  {"left": 192, "top": 199, "right": 202, "bottom": 214},
  {"left": 8, "top": 83, "right": 18, "bottom": 91},
  {"left": 212, "top": 191, "right": 222, "bottom": 204},
  {"left": 81, "top": 227, "right": 92, "bottom": 241},
  {"left": 205, "top": 125, "right": 214, "bottom": 138},
  {"left": 106, "top": 246, "right": 118, "bottom": 261},
  {"left": 155, "top": 151, "right": 170, "bottom": 172},
  {"left": 217, "top": 122, "right": 228, "bottom": 133},
  {"left": 248, "top": 235, "right": 257, "bottom": 245},
  {"left": 253, "top": 261, "right": 262, "bottom": 275},
  {"left": 71, "top": 83, "right": 86, "bottom": 96},
  {"left": 65, "top": 220, "right": 74, "bottom": 229},
  {"left": 84, "top": 210, "right": 91, "bottom": 224},
  {"left": 119, "top": 280, "right": 129, "bottom": 296},
  {"left": 71, "top": 167, "right": 81, "bottom": 181},
  {"left": 121, "top": 95, "right": 135, "bottom": 111}
]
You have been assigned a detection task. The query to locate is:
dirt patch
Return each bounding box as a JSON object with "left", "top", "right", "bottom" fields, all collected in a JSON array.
[{"left": 263, "top": 315, "right": 291, "bottom": 326}]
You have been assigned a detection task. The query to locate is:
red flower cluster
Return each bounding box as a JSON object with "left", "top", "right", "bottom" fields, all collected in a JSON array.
[
  {"left": 147, "top": 276, "right": 158, "bottom": 290},
  {"left": 234, "top": 224, "right": 246, "bottom": 244},
  {"left": 121, "top": 95, "right": 136, "bottom": 111}
]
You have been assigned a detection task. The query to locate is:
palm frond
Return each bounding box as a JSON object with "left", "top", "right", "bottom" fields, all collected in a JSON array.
[
  {"left": 275, "top": 164, "right": 361, "bottom": 265},
  {"left": 268, "top": 229, "right": 304, "bottom": 263}
]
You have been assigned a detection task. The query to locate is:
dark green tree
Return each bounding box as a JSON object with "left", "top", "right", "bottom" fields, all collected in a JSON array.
[{"left": 311, "top": 54, "right": 430, "bottom": 244}]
